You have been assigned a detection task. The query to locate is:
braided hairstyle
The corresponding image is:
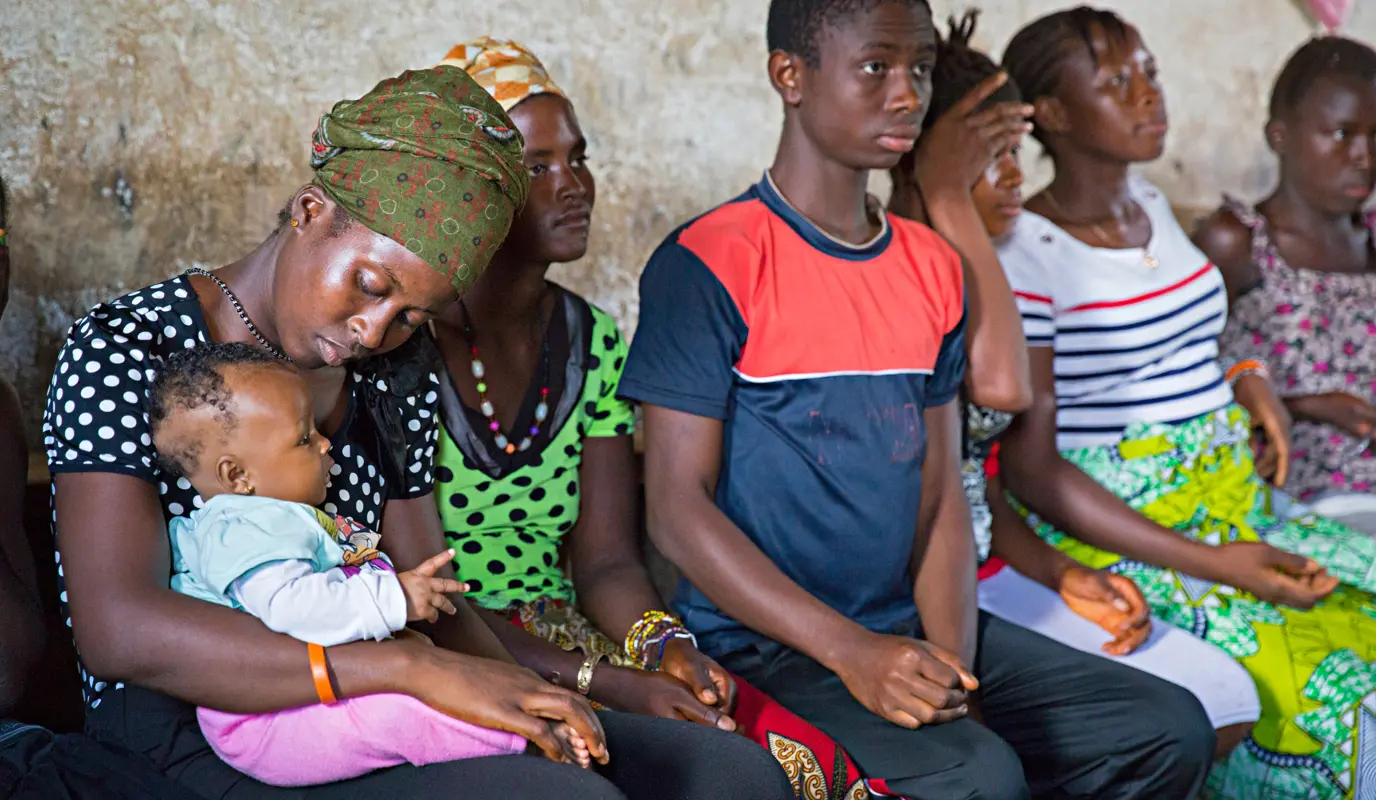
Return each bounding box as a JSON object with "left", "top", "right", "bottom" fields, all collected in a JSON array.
[
  {"left": 767, "top": 0, "right": 931, "bottom": 67},
  {"left": 890, "top": 10, "right": 1021, "bottom": 193},
  {"left": 1270, "top": 36, "right": 1376, "bottom": 122},
  {"left": 1001, "top": 6, "right": 1131, "bottom": 147}
]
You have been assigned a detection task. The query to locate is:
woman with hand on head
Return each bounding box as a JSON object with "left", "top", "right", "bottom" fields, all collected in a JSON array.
[
  {"left": 1194, "top": 37, "right": 1376, "bottom": 529},
  {"left": 42, "top": 63, "right": 777, "bottom": 800},
  {"left": 996, "top": 7, "right": 1376, "bottom": 797},
  {"left": 889, "top": 9, "right": 1261, "bottom": 754}
]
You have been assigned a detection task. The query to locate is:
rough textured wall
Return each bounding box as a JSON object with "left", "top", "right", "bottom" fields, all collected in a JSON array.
[{"left": 2, "top": 0, "right": 1373, "bottom": 437}]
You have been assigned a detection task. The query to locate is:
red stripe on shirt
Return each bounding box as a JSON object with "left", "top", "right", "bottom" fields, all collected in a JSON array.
[
  {"left": 1014, "top": 290, "right": 1053, "bottom": 304},
  {"left": 1062, "top": 264, "right": 1214, "bottom": 314}
]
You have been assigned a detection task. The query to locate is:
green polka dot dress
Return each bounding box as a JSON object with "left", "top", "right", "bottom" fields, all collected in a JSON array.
[{"left": 434, "top": 291, "right": 634, "bottom": 609}]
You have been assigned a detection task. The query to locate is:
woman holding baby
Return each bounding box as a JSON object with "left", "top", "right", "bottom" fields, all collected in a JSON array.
[{"left": 43, "top": 65, "right": 790, "bottom": 799}]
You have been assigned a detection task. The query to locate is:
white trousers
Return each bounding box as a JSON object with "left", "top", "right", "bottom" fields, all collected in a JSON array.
[{"left": 978, "top": 566, "right": 1261, "bottom": 729}]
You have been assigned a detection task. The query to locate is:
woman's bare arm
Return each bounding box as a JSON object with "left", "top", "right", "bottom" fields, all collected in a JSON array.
[
  {"left": 895, "top": 73, "right": 1033, "bottom": 413},
  {"left": 998, "top": 349, "right": 1227, "bottom": 579},
  {"left": 566, "top": 435, "right": 666, "bottom": 642},
  {"left": 985, "top": 475, "right": 1075, "bottom": 591},
  {"left": 924, "top": 197, "right": 1032, "bottom": 413}
]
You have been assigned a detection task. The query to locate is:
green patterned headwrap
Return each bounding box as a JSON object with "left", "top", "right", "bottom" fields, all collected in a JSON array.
[{"left": 310, "top": 65, "right": 530, "bottom": 292}]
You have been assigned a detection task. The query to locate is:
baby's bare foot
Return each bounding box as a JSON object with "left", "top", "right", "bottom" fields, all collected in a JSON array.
[{"left": 556, "top": 722, "right": 591, "bottom": 768}]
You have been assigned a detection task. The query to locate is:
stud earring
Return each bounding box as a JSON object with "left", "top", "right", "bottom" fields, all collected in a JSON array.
[{"left": 290, "top": 219, "right": 300, "bottom": 228}]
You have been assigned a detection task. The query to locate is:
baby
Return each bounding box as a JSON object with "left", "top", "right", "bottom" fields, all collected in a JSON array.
[{"left": 148, "top": 342, "right": 584, "bottom": 786}]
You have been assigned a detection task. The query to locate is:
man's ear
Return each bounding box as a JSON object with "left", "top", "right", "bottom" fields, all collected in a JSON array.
[{"left": 768, "top": 50, "right": 806, "bottom": 107}]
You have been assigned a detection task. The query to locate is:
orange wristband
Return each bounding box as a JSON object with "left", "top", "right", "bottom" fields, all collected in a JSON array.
[
  {"left": 1225, "top": 359, "right": 1268, "bottom": 384},
  {"left": 308, "top": 643, "right": 338, "bottom": 705}
]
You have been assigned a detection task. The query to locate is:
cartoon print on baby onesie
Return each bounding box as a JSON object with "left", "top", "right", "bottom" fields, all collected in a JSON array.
[{"left": 312, "top": 508, "right": 388, "bottom": 570}]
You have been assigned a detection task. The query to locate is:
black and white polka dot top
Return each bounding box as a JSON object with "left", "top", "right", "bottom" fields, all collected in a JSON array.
[{"left": 42, "top": 274, "right": 441, "bottom": 710}]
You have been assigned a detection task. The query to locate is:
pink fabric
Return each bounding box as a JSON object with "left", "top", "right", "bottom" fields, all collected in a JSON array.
[
  {"left": 198, "top": 693, "right": 526, "bottom": 787},
  {"left": 1217, "top": 198, "right": 1376, "bottom": 499},
  {"left": 1306, "top": 0, "right": 1353, "bottom": 32}
]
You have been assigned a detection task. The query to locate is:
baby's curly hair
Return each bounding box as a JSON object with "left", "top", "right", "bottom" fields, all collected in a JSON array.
[{"left": 148, "top": 342, "right": 290, "bottom": 476}]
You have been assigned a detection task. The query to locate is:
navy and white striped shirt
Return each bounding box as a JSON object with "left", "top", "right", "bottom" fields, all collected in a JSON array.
[{"left": 998, "top": 175, "right": 1234, "bottom": 451}]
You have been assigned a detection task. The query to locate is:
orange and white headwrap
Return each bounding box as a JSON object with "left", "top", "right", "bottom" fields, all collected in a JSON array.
[{"left": 438, "top": 37, "right": 567, "bottom": 113}]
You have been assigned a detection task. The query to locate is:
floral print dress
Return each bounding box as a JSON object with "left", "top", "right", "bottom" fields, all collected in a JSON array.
[{"left": 1218, "top": 197, "right": 1376, "bottom": 500}]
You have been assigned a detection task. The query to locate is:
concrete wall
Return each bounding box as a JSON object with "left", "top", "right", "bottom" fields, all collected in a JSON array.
[{"left": 2, "top": 0, "right": 1373, "bottom": 437}]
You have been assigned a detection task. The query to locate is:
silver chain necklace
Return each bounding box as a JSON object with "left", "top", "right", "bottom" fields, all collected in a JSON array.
[{"left": 183, "top": 267, "right": 293, "bottom": 362}]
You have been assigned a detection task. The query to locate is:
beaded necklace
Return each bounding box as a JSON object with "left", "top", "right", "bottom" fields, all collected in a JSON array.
[
  {"left": 457, "top": 295, "right": 551, "bottom": 455},
  {"left": 184, "top": 267, "right": 294, "bottom": 361}
]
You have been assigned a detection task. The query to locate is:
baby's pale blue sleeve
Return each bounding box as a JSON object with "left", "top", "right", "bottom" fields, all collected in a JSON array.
[{"left": 176, "top": 500, "right": 341, "bottom": 599}]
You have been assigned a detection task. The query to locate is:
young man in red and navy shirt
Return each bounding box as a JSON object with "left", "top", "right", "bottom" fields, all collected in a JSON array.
[{"left": 620, "top": 0, "right": 1215, "bottom": 796}]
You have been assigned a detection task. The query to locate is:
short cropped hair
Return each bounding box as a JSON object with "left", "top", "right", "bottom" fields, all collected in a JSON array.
[{"left": 767, "top": 0, "right": 932, "bottom": 67}]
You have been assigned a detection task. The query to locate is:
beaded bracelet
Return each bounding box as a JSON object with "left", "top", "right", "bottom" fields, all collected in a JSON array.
[
  {"left": 641, "top": 626, "right": 696, "bottom": 670},
  {"left": 1225, "top": 358, "right": 1270, "bottom": 385},
  {"left": 652, "top": 631, "right": 698, "bottom": 671},
  {"left": 624, "top": 610, "right": 674, "bottom": 661},
  {"left": 625, "top": 610, "right": 695, "bottom": 669}
]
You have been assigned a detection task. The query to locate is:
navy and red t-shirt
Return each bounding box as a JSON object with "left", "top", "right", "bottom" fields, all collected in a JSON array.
[{"left": 619, "top": 173, "right": 967, "bottom": 658}]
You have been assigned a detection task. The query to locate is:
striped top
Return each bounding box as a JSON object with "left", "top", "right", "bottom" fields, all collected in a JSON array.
[{"left": 998, "top": 174, "right": 1234, "bottom": 451}]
